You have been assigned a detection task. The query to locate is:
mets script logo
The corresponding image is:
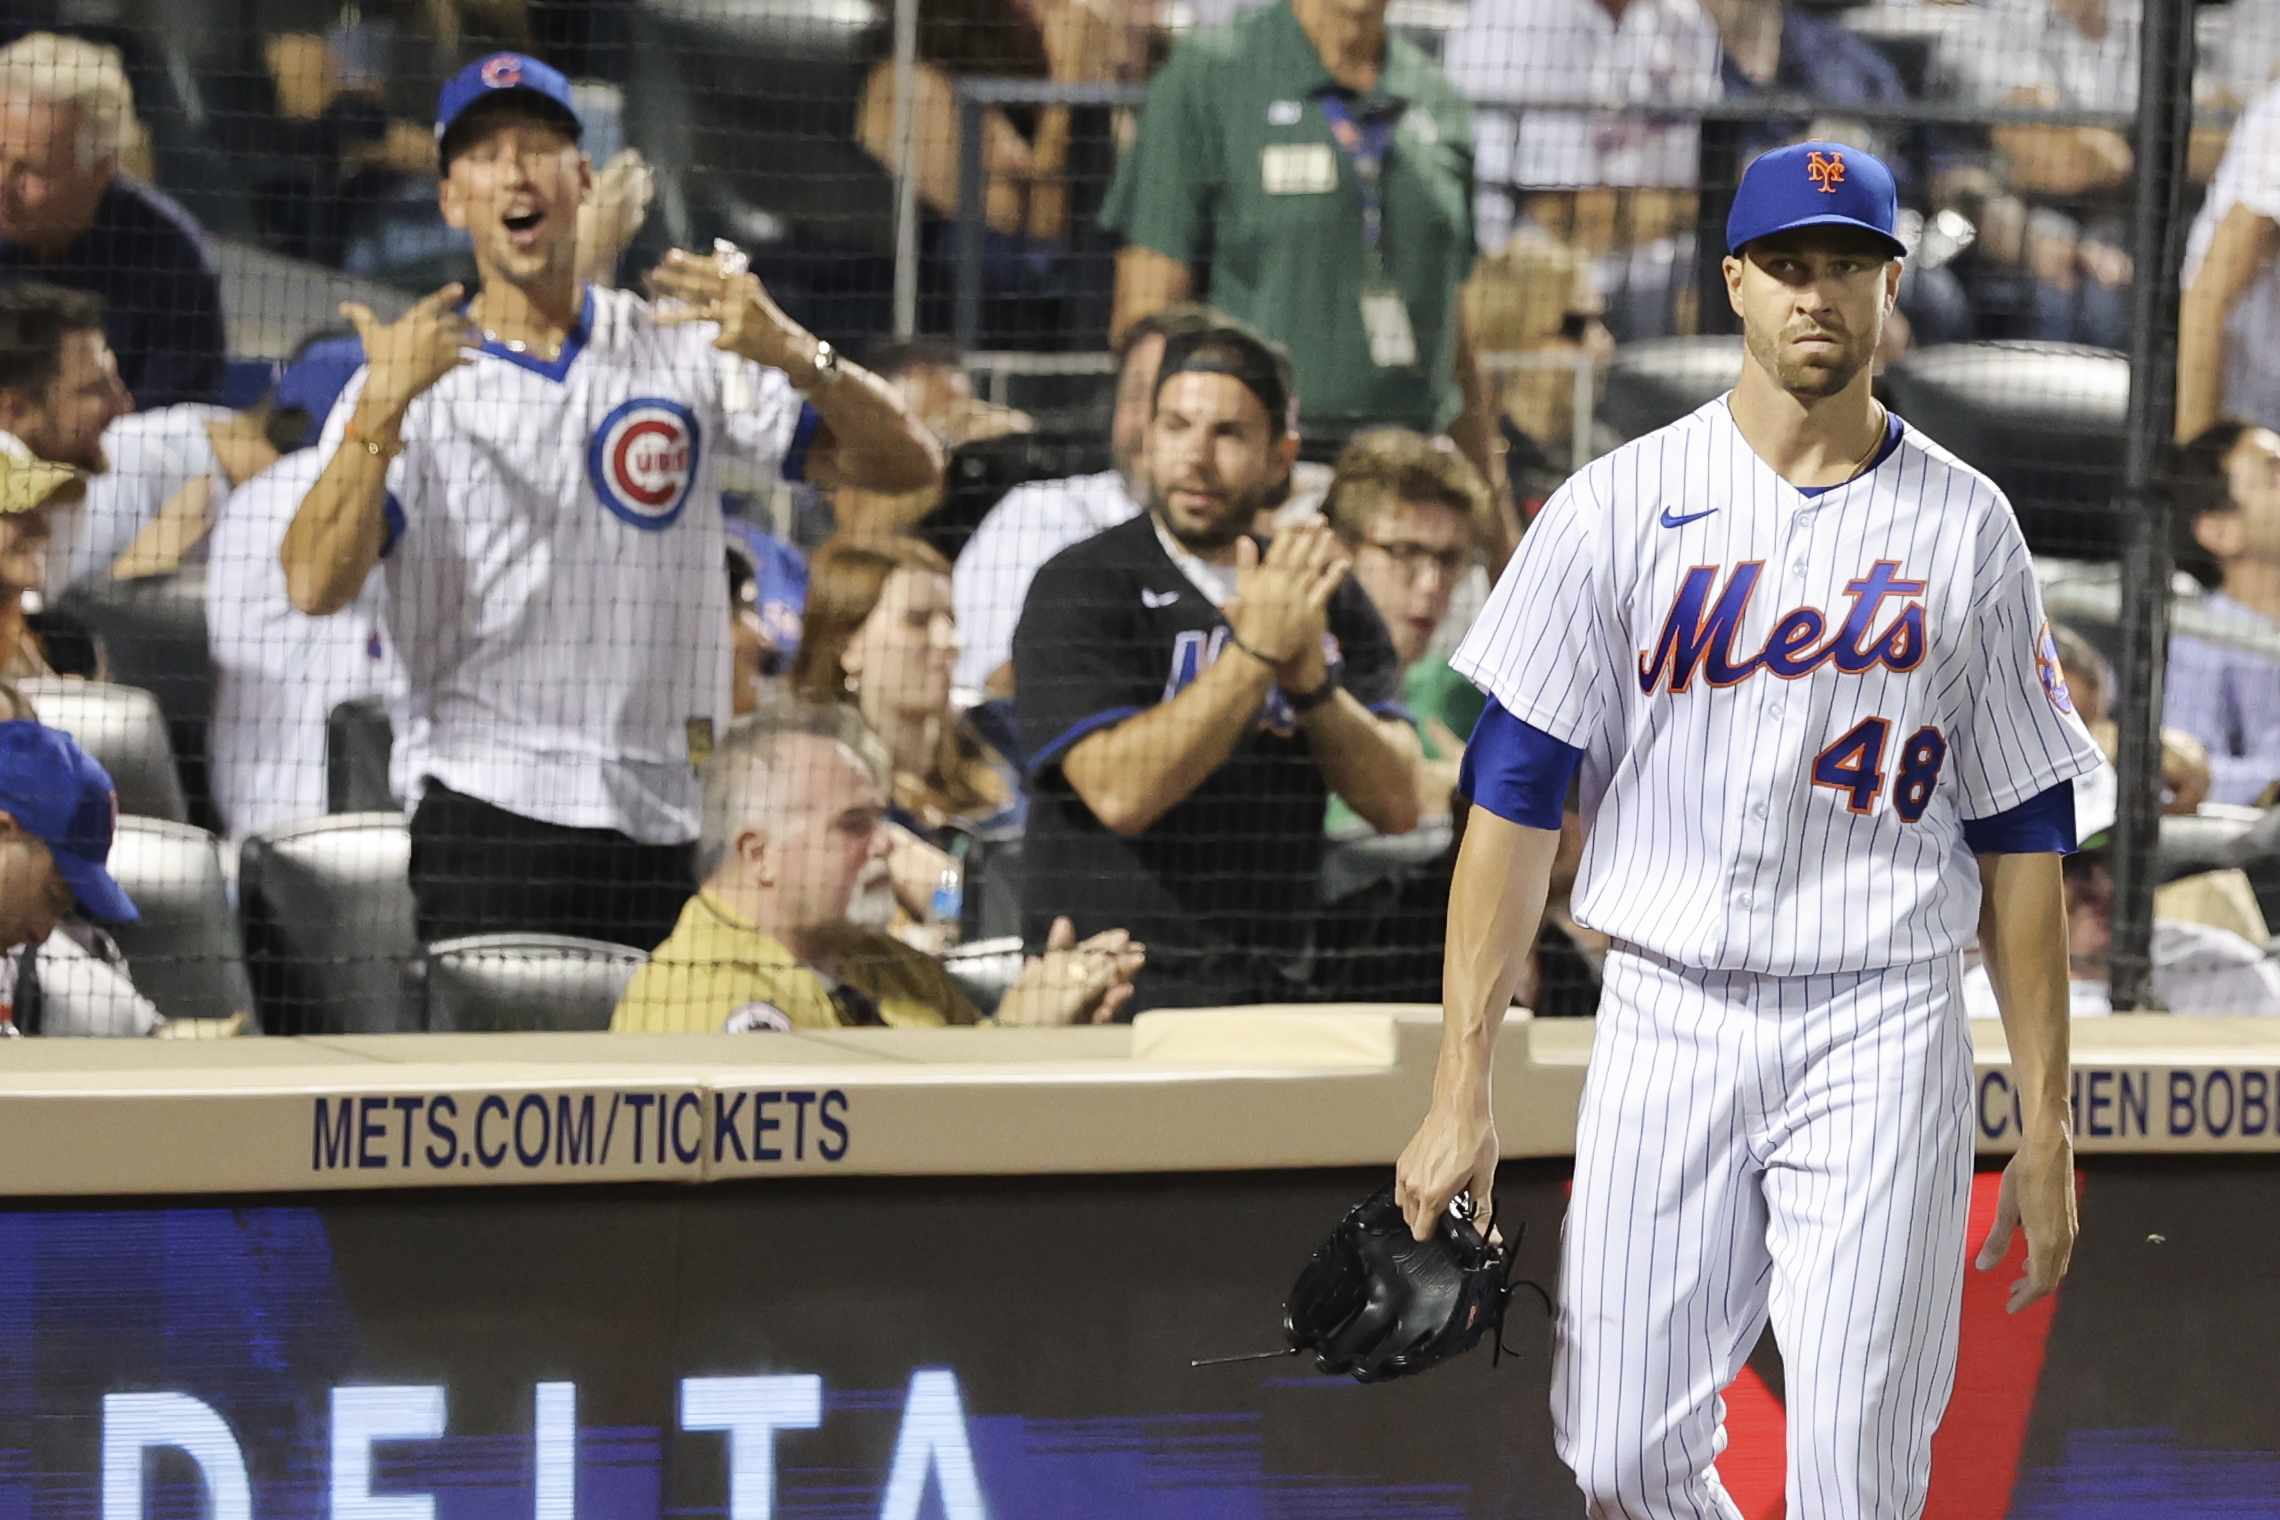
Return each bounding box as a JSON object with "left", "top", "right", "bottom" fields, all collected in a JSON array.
[
  {"left": 1806, "top": 150, "right": 1846, "bottom": 193},
  {"left": 1639, "top": 560, "right": 1925, "bottom": 695},
  {"left": 2034, "top": 621, "right": 2074, "bottom": 714},
  {"left": 587, "top": 397, "right": 701, "bottom": 529},
  {"left": 479, "top": 54, "right": 524, "bottom": 88}
]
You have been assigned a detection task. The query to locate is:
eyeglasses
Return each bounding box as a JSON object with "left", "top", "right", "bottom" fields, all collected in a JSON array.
[{"left": 1362, "top": 537, "right": 1475, "bottom": 580}]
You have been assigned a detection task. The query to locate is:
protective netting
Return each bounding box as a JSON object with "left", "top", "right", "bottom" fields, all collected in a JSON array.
[{"left": 0, "top": 0, "right": 2254, "bottom": 1033}]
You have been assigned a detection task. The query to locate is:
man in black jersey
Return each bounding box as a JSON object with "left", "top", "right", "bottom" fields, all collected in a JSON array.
[{"left": 1013, "top": 322, "right": 1421, "bottom": 1013}]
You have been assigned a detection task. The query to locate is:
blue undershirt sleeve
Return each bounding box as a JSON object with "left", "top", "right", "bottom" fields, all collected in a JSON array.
[
  {"left": 1458, "top": 699, "right": 1584, "bottom": 831},
  {"left": 1961, "top": 779, "right": 2077, "bottom": 854}
]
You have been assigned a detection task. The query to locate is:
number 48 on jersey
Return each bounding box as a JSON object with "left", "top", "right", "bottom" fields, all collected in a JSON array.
[{"left": 1812, "top": 718, "right": 1948, "bottom": 821}]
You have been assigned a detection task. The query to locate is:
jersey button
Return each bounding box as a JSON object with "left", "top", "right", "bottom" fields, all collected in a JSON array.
[
  {"left": 1752, "top": 801, "right": 1769, "bottom": 819},
  {"left": 1734, "top": 892, "right": 1753, "bottom": 908},
  {"left": 1791, "top": 560, "right": 1809, "bottom": 577}
]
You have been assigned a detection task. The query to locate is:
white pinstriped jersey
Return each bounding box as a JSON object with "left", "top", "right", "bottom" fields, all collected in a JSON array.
[
  {"left": 1452, "top": 398, "right": 2103, "bottom": 975},
  {"left": 208, "top": 447, "right": 398, "bottom": 842},
  {"left": 314, "top": 284, "right": 806, "bottom": 844}
]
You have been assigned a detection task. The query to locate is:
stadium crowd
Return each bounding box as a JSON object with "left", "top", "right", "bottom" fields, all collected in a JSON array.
[{"left": 0, "top": 0, "right": 2277, "bottom": 1036}]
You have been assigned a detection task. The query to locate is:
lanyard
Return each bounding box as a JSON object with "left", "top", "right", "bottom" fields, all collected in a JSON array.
[{"left": 1317, "top": 92, "right": 1402, "bottom": 264}]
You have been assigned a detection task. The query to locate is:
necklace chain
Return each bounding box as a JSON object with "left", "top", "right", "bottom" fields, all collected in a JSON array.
[
  {"left": 471, "top": 298, "right": 562, "bottom": 361},
  {"left": 1843, "top": 403, "right": 1888, "bottom": 478}
]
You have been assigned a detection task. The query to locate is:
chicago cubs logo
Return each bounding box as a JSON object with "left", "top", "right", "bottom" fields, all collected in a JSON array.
[
  {"left": 2034, "top": 621, "right": 2074, "bottom": 714},
  {"left": 480, "top": 54, "right": 524, "bottom": 88},
  {"left": 1806, "top": 150, "right": 1845, "bottom": 193},
  {"left": 587, "top": 397, "right": 701, "bottom": 529}
]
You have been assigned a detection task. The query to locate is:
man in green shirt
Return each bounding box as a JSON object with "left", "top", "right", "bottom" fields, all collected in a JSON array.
[{"left": 1102, "top": 0, "right": 1510, "bottom": 548}]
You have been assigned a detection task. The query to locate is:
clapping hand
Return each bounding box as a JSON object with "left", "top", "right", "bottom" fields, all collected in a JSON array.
[
  {"left": 1229, "top": 520, "right": 1350, "bottom": 691},
  {"left": 995, "top": 916, "right": 1147, "bottom": 1026}
]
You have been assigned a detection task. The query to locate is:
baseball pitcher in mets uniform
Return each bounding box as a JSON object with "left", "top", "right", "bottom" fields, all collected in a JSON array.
[{"left": 1396, "top": 142, "right": 2102, "bottom": 1518}]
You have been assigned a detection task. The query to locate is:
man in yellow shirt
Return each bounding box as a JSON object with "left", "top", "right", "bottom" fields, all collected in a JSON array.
[{"left": 614, "top": 708, "right": 1143, "bottom": 1032}]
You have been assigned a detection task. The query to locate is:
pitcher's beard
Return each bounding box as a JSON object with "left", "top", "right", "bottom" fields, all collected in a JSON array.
[{"left": 1750, "top": 323, "right": 1871, "bottom": 400}]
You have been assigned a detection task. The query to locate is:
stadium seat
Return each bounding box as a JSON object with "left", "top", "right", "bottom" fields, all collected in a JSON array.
[
  {"left": 19, "top": 678, "right": 190, "bottom": 824},
  {"left": 959, "top": 831, "right": 1024, "bottom": 943},
  {"left": 105, "top": 817, "right": 258, "bottom": 1028},
  {"left": 326, "top": 697, "right": 399, "bottom": 814},
  {"left": 238, "top": 813, "right": 421, "bottom": 1035},
  {"left": 53, "top": 572, "right": 216, "bottom": 826},
  {"left": 2161, "top": 810, "right": 2266, "bottom": 882},
  {"left": 941, "top": 935, "right": 1025, "bottom": 1017},
  {"left": 1600, "top": 337, "right": 1745, "bottom": 442},
  {"left": 423, "top": 935, "right": 650, "bottom": 1033},
  {"left": 1880, "top": 343, "right": 2130, "bottom": 561}
]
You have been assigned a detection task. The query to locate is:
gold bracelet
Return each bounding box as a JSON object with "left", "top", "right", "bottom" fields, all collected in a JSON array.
[{"left": 344, "top": 420, "right": 403, "bottom": 460}]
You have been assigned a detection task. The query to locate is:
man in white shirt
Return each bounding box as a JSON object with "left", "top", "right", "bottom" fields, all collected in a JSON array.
[
  {"left": 1931, "top": 0, "right": 2138, "bottom": 349},
  {"left": 281, "top": 52, "right": 941, "bottom": 949},
  {"left": 1442, "top": 0, "right": 1722, "bottom": 252},
  {"left": 1962, "top": 788, "right": 2280, "bottom": 1019},
  {"left": 2180, "top": 75, "right": 2280, "bottom": 441},
  {"left": 952, "top": 303, "right": 1217, "bottom": 696},
  {"left": 48, "top": 402, "right": 229, "bottom": 589},
  {"left": 207, "top": 336, "right": 396, "bottom": 842}
]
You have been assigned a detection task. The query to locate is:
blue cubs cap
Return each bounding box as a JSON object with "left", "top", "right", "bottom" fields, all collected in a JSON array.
[
  {"left": 273, "top": 335, "right": 365, "bottom": 426},
  {"left": 1726, "top": 141, "right": 1906, "bottom": 260},
  {"left": 434, "top": 52, "right": 581, "bottom": 157},
  {"left": 0, "top": 721, "right": 135, "bottom": 923}
]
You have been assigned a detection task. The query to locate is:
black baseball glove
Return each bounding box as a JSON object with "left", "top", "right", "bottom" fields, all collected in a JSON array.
[{"left": 1282, "top": 1184, "right": 1519, "bottom": 1384}]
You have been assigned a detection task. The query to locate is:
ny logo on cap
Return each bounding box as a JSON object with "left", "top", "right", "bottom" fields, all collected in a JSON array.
[
  {"left": 1806, "top": 150, "right": 1846, "bottom": 194},
  {"left": 480, "top": 54, "right": 524, "bottom": 88}
]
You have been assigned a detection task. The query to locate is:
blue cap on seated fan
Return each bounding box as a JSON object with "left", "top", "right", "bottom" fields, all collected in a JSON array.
[
  {"left": 0, "top": 721, "right": 135, "bottom": 923},
  {"left": 1725, "top": 141, "right": 1906, "bottom": 259},
  {"left": 434, "top": 52, "right": 582, "bottom": 148}
]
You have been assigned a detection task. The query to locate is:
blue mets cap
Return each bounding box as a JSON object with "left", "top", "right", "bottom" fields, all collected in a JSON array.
[
  {"left": 0, "top": 721, "right": 135, "bottom": 923},
  {"left": 434, "top": 52, "right": 581, "bottom": 154},
  {"left": 273, "top": 335, "right": 365, "bottom": 426},
  {"left": 1726, "top": 141, "right": 1906, "bottom": 260}
]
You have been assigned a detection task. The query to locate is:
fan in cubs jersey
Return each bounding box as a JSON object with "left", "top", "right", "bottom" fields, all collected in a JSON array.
[
  {"left": 281, "top": 52, "right": 941, "bottom": 949},
  {"left": 1395, "top": 141, "right": 2102, "bottom": 1518}
]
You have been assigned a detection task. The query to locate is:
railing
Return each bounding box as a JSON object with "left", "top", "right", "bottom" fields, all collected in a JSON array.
[{"left": 960, "top": 347, "right": 1602, "bottom": 468}]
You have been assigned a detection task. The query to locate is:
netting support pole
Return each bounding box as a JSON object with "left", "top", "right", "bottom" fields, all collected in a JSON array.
[
  {"left": 955, "top": 90, "right": 987, "bottom": 351},
  {"left": 2109, "top": 0, "right": 2197, "bottom": 1010},
  {"left": 890, "top": 0, "right": 921, "bottom": 339}
]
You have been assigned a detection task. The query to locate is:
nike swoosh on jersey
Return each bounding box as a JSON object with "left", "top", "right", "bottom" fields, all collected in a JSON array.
[
  {"left": 1141, "top": 588, "right": 1181, "bottom": 607},
  {"left": 1659, "top": 506, "right": 1718, "bottom": 528}
]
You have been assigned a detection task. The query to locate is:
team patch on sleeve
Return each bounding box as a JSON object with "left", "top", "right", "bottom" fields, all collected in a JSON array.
[
  {"left": 2033, "top": 621, "right": 2074, "bottom": 714},
  {"left": 587, "top": 397, "right": 702, "bottom": 529}
]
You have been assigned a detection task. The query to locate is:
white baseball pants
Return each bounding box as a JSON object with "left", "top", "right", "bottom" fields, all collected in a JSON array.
[{"left": 1552, "top": 947, "right": 1975, "bottom": 1520}]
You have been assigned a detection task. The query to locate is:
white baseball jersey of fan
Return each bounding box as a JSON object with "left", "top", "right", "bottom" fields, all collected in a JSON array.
[
  {"left": 1453, "top": 397, "right": 2103, "bottom": 972},
  {"left": 49, "top": 405, "right": 234, "bottom": 593},
  {"left": 317, "top": 284, "right": 807, "bottom": 844},
  {"left": 208, "top": 447, "right": 398, "bottom": 842}
]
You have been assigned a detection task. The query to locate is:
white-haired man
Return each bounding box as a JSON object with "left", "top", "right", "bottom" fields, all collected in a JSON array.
[
  {"left": 0, "top": 32, "right": 224, "bottom": 406},
  {"left": 614, "top": 706, "right": 1144, "bottom": 1031}
]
